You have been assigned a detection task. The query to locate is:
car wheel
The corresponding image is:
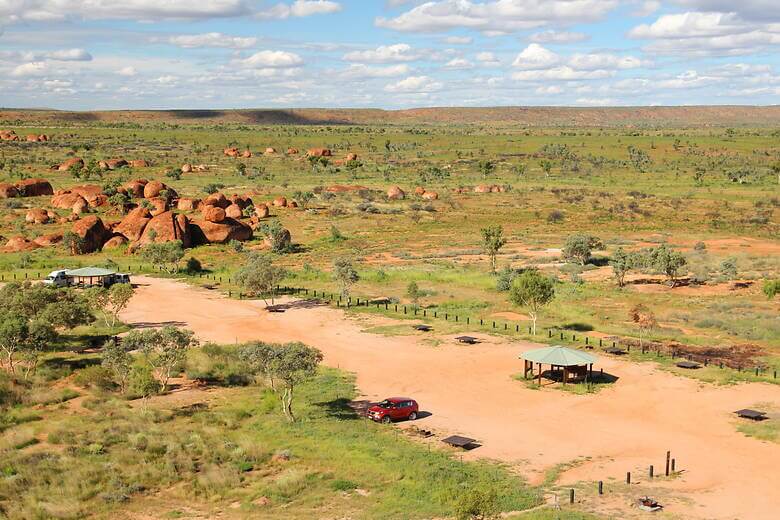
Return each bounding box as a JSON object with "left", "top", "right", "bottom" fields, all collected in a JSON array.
[
  {"left": 408, "top": 411, "right": 418, "bottom": 421},
  {"left": 381, "top": 415, "right": 392, "bottom": 424}
]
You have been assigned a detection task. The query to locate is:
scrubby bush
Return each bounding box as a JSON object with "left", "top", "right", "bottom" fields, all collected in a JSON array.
[
  {"left": 126, "top": 365, "right": 161, "bottom": 399},
  {"left": 74, "top": 365, "right": 115, "bottom": 391}
]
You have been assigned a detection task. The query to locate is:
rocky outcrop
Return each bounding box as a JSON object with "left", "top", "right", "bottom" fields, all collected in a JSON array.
[
  {"left": 138, "top": 211, "right": 191, "bottom": 247},
  {"left": 51, "top": 192, "right": 88, "bottom": 210},
  {"left": 143, "top": 180, "right": 166, "bottom": 199},
  {"left": 287, "top": 147, "right": 299, "bottom": 155},
  {"left": 272, "top": 196, "right": 287, "bottom": 207},
  {"left": 177, "top": 198, "right": 200, "bottom": 211},
  {"left": 125, "top": 179, "right": 148, "bottom": 198},
  {"left": 3, "top": 237, "right": 40, "bottom": 252},
  {"left": 33, "top": 233, "right": 62, "bottom": 247},
  {"left": 421, "top": 191, "right": 439, "bottom": 200},
  {"left": 242, "top": 150, "right": 252, "bottom": 158},
  {"left": 191, "top": 219, "right": 252, "bottom": 244},
  {"left": 69, "top": 185, "right": 106, "bottom": 206},
  {"left": 103, "top": 236, "right": 128, "bottom": 249},
  {"left": 414, "top": 186, "right": 426, "bottom": 196},
  {"left": 202, "top": 205, "right": 226, "bottom": 223},
  {"left": 229, "top": 194, "right": 253, "bottom": 209},
  {"left": 255, "top": 204, "right": 270, "bottom": 219},
  {"left": 16, "top": 178, "right": 54, "bottom": 197},
  {"left": 225, "top": 204, "right": 244, "bottom": 219},
  {"left": 58, "top": 158, "right": 84, "bottom": 172},
  {"left": 307, "top": 148, "right": 332, "bottom": 157},
  {"left": 148, "top": 197, "right": 168, "bottom": 216},
  {"left": 181, "top": 164, "right": 193, "bottom": 173},
  {"left": 387, "top": 186, "right": 405, "bottom": 200},
  {"left": 25, "top": 208, "right": 51, "bottom": 224},
  {"left": 73, "top": 216, "right": 110, "bottom": 253},
  {"left": 0, "top": 183, "right": 19, "bottom": 198},
  {"left": 224, "top": 147, "right": 239, "bottom": 158},
  {"left": 203, "top": 192, "right": 230, "bottom": 209},
  {"left": 114, "top": 207, "right": 152, "bottom": 242},
  {"left": 129, "top": 159, "right": 149, "bottom": 168}
]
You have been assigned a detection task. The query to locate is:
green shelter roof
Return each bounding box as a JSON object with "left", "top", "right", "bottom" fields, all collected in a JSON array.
[
  {"left": 520, "top": 346, "right": 597, "bottom": 367},
  {"left": 65, "top": 267, "right": 116, "bottom": 277}
]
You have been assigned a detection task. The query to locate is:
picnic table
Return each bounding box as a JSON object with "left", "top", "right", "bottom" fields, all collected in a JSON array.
[
  {"left": 413, "top": 324, "right": 432, "bottom": 332},
  {"left": 734, "top": 409, "right": 767, "bottom": 421},
  {"left": 455, "top": 336, "right": 479, "bottom": 344},
  {"left": 676, "top": 361, "right": 701, "bottom": 369},
  {"left": 442, "top": 435, "right": 477, "bottom": 449}
]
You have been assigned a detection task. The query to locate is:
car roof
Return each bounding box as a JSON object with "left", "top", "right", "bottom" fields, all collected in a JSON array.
[{"left": 385, "top": 397, "right": 414, "bottom": 402}]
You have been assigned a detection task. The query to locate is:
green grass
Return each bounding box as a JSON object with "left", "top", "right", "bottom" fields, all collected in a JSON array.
[
  {"left": 0, "top": 362, "right": 551, "bottom": 519},
  {"left": 737, "top": 419, "right": 779, "bottom": 443}
]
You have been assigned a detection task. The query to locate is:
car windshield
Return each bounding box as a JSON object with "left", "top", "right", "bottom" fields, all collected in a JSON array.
[{"left": 377, "top": 400, "right": 396, "bottom": 408}]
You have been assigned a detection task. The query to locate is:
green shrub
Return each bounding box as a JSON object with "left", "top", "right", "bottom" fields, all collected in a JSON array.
[
  {"left": 74, "top": 365, "right": 115, "bottom": 391},
  {"left": 455, "top": 487, "right": 500, "bottom": 520},
  {"left": 126, "top": 365, "right": 161, "bottom": 399}
]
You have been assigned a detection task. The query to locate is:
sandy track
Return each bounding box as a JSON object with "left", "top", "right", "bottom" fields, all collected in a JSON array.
[{"left": 121, "top": 276, "right": 780, "bottom": 520}]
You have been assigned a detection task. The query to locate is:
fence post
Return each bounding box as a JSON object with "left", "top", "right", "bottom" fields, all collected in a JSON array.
[
  {"left": 569, "top": 489, "right": 574, "bottom": 504},
  {"left": 649, "top": 465, "right": 654, "bottom": 479},
  {"left": 598, "top": 481, "right": 603, "bottom": 495},
  {"left": 549, "top": 330, "right": 552, "bottom": 338},
  {"left": 665, "top": 451, "right": 671, "bottom": 476},
  {"left": 626, "top": 472, "right": 631, "bottom": 484},
  {"left": 466, "top": 317, "right": 470, "bottom": 325}
]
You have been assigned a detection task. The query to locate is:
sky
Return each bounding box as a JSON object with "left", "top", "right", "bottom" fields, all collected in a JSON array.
[{"left": 1, "top": 0, "right": 779, "bottom": 110}]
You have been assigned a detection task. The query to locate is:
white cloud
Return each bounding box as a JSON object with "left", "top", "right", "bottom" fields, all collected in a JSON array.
[
  {"left": 529, "top": 30, "right": 589, "bottom": 43},
  {"left": 576, "top": 97, "right": 619, "bottom": 106},
  {"left": 116, "top": 66, "right": 138, "bottom": 76},
  {"left": 341, "top": 63, "right": 411, "bottom": 78},
  {"left": 343, "top": 43, "right": 418, "bottom": 63},
  {"left": 376, "top": 0, "right": 619, "bottom": 34},
  {"left": 536, "top": 85, "right": 563, "bottom": 94},
  {"left": 443, "top": 57, "right": 473, "bottom": 69},
  {"left": 443, "top": 35, "right": 473, "bottom": 44},
  {"left": 633, "top": 1, "right": 660, "bottom": 17},
  {"left": 672, "top": 1, "right": 780, "bottom": 22},
  {"left": 166, "top": 32, "right": 257, "bottom": 49},
  {"left": 384, "top": 75, "right": 443, "bottom": 92},
  {"left": 511, "top": 66, "right": 613, "bottom": 81},
  {"left": 258, "top": 0, "right": 342, "bottom": 19},
  {"left": 237, "top": 50, "right": 303, "bottom": 68},
  {"left": 629, "top": 11, "right": 780, "bottom": 55},
  {"left": 511, "top": 44, "right": 560, "bottom": 70},
  {"left": 0, "top": 0, "right": 252, "bottom": 23},
  {"left": 11, "top": 62, "right": 48, "bottom": 77},
  {"left": 475, "top": 51, "right": 500, "bottom": 66},
  {"left": 0, "top": 48, "right": 92, "bottom": 62},
  {"left": 568, "top": 53, "right": 646, "bottom": 70}
]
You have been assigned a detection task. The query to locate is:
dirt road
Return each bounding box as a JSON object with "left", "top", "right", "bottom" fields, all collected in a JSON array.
[{"left": 121, "top": 276, "right": 780, "bottom": 520}]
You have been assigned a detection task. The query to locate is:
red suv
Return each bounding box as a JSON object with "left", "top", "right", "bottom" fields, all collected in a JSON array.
[{"left": 367, "top": 397, "right": 419, "bottom": 423}]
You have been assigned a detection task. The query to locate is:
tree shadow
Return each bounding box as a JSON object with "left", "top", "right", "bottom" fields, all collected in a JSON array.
[
  {"left": 560, "top": 322, "right": 594, "bottom": 332},
  {"left": 129, "top": 321, "right": 188, "bottom": 329},
  {"left": 314, "top": 397, "right": 364, "bottom": 420},
  {"left": 42, "top": 356, "right": 101, "bottom": 371}
]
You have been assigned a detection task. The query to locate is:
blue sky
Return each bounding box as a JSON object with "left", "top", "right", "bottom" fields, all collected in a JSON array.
[{"left": 1, "top": 0, "right": 779, "bottom": 109}]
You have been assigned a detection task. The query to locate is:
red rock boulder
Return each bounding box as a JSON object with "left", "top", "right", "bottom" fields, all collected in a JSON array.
[
  {"left": 177, "top": 198, "right": 200, "bottom": 211},
  {"left": 203, "top": 192, "right": 230, "bottom": 209},
  {"left": 73, "top": 216, "right": 110, "bottom": 253},
  {"left": 114, "top": 207, "right": 152, "bottom": 242},
  {"left": 287, "top": 148, "right": 299, "bottom": 155},
  {"left": 255, "top": 204, "right": 270, "bottom": 218},
  {"left": 3, "top": 237, "right": 40, "bottom": 253},
  {"left": 387, "top": 186, "right": 405, "bottom": 200},
  {"left": 143, "top": 180, "right": 166, "bottom": 199},
  {"left": 51, "top": 192, "right": 87, "bottom": 210},
  {"left": 272, "top": 196, "right": 287, "bottom": 207},
  {"left": 191, "top": 219, "right": 252, "bottom": 245},
  {"left": 125, "top": 179, "right": 148, "bottom": 198},
  {"left": 242, "top": 150, "right": 252, "bottom": 158},
  {"left": 0, "top": 183, "right": 19, "bottom": 198},
  {"left": 225, "top": 204, "right": 243, "bottom": 219},
  {"left": 421, "top": 191, "right": 438, "bottom": 200},
  {"left": 138, "top": 211, "right": 191, "bottom": 247},
  {"left": 414, "top": 186, "right": 426, "bottom": 196},
  {"left": 103, "top": 235, "right": 128, "bottom": 249},
  {"left": 58, "top": 157, "right": 84, "bottom": 172},
  {"left": 33, "top": 233, "right": 62, "bottom": 247},
  {"left": 307, "top": 148, "right": 332, "bottom": 157},
  {"left": 345, "top": 153, "right": 358, "bottom": 161},
  {"left": 26, "top": 208, "right": 50, "bottom": 224},
  {"left": 129, "top": 159, "right": 149, "bottom": 168},
  {"left": 202, "top": 205, "right": 226, "bottom": 223},
  {"left": 16, "top": 178, "right": 54, "bottom": 197}
]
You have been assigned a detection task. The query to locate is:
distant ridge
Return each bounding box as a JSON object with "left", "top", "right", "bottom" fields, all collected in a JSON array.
[{"left": 2, "top": 106, "right": 780, "bottom": 127}]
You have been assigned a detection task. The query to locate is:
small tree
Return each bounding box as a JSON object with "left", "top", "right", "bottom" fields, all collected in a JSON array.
[
  {"left": 142, "top": 240, "right": 185, "bottom": 274},
  {"left": 293, "top": 190, "right": 314, "bottom": 209},
  {"left": 234, "top": 253, "right": 288, "bottom": 306},
  {"left": 562, "top": 234, "right": 604, "bottom": 266},
  {"left": 260, "top": 220, "right": 292, "bottom": 253},
  {"left": 123, "top": 326, "right": 198, "bottom": 392},
  {"left": 333, "top": 258, "right": 359, "bottom": 299},
  {"left": 480, "top": 225, "right": 507, "bottom": 273},
  {"left": 89, "top": 283, "right": 134, "bottom": 328},
  {"left": 629, "top": 304, "right": 657, "bottom": 350},
  {"left": 509, "top": 269, "right": 555, "bottom": 335},
  {"left": 647, "top": 245, "right": 687, "bottom": 287},
  {"left": 238, "top": 341, "right": 279, "bottom": 390},
  {"left": 271, "top": 342, "right": 322, "bottom": 421},
  {"left": 62, "top": 231, "right": 86, "bottom": 255},
  {"left": 540, "top": 159, "right": 553, "bottom": 177},
  {"left": 406, "top": 281, "right": 421, "bottom": 308},
  {"left": 102, "top": 337, "right": 132, "bottom": 393},
  {"left": 610, "top": 247, "right": 636, "bottom": 287},
  {"left": 477, "top": 160, "right": 495, "bottom": 179},
  {"left": 763, "top": 279, "right": 779, "bottom": 299}
]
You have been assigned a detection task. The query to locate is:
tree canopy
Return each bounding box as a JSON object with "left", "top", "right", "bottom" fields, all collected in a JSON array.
[{"left": 508, "top": 269, "right": 555, "bottom": 335}]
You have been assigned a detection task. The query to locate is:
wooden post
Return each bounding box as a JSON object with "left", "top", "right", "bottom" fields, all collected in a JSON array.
[
  {"left": 598, "top": 481, "right": 603, "bottom": 495},
  {"left": 569, "top": 489, "right": 574, "bottom": 504},
  {"left": 626, "top": 472, "right": 631, "bottom": 484},
  {"left": 563, "top": 366, "right": 568, "bottom": 386},
  {"left": 538, "top": 363, "right": 542, "bottom": 385},
  {"left": 666, "top": 451, "right": 671, "bottom": 476},
  {"left": 649, "top": 465, "right": 654, "bottom": 478},
  {"left": 671, "top": 459, "right": 676, "bottom": 472}
]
